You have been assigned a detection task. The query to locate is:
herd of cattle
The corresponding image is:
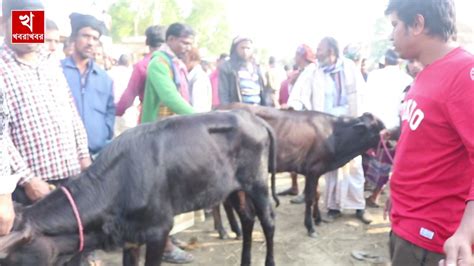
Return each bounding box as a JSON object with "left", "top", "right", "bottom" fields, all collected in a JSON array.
[{"left": 0, "top": 104, "right": 385, "bottom": 266}]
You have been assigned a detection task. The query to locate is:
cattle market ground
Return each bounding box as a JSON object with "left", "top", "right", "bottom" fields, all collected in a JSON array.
[{"left": 100, "top": 173, "right": 391, "bottom": 265}]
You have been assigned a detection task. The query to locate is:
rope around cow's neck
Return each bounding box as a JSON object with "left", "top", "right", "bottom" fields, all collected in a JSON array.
[
  {"left": 379, "top": 135, "right": 395, "bottom": 164},
  {"left": 60, "top": 186, "right": 84, "bottom": 252}
]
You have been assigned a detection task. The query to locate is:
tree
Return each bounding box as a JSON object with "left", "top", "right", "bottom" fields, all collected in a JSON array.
[
  {"left": 368, "top": 16, "right": 392, "bottom": 67},
  {"left": 108, "top": 0, "right": 231, "bottom": 57},
  {"left": 108, "top": 0, "right": 136, "bottom": 42},
  {"left": 156, "top": 0, "right": 184, "bottom": 25},
  {"left": 184, "top": 0, "right": 231, "bottom": 57}
]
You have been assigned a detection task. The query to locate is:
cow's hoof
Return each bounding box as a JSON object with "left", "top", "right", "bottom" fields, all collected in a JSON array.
[
  {"left": 308, "top": 232, "right": 318, "bottom": 238},
  {"left": 265, "top": 261, "right": 275, "bottom": 266},
  {"left": 218, "top": 231, "right": 229, "bottom": 240}
]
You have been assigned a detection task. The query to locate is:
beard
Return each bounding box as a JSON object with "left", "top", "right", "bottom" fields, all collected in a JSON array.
[{"left": 77, "top": 46, "right": 94, "bottom": 60}]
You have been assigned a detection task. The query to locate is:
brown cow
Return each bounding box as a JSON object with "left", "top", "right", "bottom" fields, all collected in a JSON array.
[{"left": 216, "top": 103, "right": 385, "bottom": 238}]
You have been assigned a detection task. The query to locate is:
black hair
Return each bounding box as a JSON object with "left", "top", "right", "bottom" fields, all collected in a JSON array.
[
  {"left": 321, "top": 37, "right": 339, "bottom": 59},
  {"left": 165, "top": 23, "right": 195, "bottom": 41},
  {"left": 145, "top": 25, "right": 165, "bottom": 48},
  {"left": 268, "top": 56, "right": 276, "bottom": 65},
  {"left": 385, "top": 49, "right": 399, "bottom": 65},
  {"left": 218, "top": 53, "right": 228, "bottom": 61},
  {"left": 46, "top": 19, "right": 58, "bottom": 31},
  {"left": 69, "top": 13, "right": 106, "bottom": 39},
  {"left": 229, "top": 36, "right": 252, "bottom": 64},
  {"left": 118, "top": 54, "right": 130, "bottom": 66},
  {"left": 63, "top": 38, "right": 72, "bottom": 48},
  {"left": 385, "top": 0, "right": 456, "bottom": 41}
]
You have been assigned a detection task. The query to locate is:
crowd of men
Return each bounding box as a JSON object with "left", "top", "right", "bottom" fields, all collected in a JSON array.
[{"left": 0, "top": 0, "right": 473, "bottom": 265}]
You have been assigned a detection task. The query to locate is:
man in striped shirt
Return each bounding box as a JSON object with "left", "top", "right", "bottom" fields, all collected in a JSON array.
[
  {"left": 218, "top": 36, "right": 271, "bottom": 106},
  {"left": 1, "top": 0, "right": 91, "bottom": 204},
  {"left": 0, "top": 85, "right": 15, "bottom": 236}
]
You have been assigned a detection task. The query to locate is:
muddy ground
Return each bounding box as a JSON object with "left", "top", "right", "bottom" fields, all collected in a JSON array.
[{"left": 100, "top": 173, "right": 391, "bottom": 265}]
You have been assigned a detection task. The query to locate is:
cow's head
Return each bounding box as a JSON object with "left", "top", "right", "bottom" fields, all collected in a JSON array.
[
  {"left": 0, "top": 236, "right": 59, "bottom": 266},
  {"left": 331, "top": 113, "right": 385, "bottom": 163},
  {"left": 355, "top": 112, "right": 386, "bottom": 148},
  {"left": 0, "top": 229, "right": 85, "bottom": 266},
  {"left": 0, "top": 205, "right": 61, "bottom": 266}
]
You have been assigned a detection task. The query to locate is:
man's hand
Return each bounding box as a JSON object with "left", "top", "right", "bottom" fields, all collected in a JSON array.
[
  {"left": 380, "top": 129, "right": 391, "bottom": 141},
  {"left": 383, "top": 198, "right": 391, "bottom": 221},
  {"left": 23, "top": 177, "right": 51, "bottom": 202},
  {"left": 439, "top": 233, "right": 473, "bottom": 266},
  {"left": 0, "top": 194, "right": 15, "bottom": 235},
  {"left": 439, "top": 201, "right": 474, "bottom": 266},
  {"left": 79, "top": 157, "right": 92, "bottom": 171}
]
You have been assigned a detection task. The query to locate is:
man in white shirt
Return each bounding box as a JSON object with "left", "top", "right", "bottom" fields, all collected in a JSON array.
[
  {"left": 288, "top": 37, "right": 371, "bottom": 224},
  {"left": 363, "top": 49, "right": 412, "bottom": 130}
]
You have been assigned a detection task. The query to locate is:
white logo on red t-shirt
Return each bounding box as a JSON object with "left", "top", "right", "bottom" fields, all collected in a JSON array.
[
  {"left": 419, "top": 227, "right": 435, "bottom": 240},
  {"left": 402, "top": 99, "right": 425, "bottom": 131},
  {"left": 470, "top": 67, "right": 474, "bottom": 81}
]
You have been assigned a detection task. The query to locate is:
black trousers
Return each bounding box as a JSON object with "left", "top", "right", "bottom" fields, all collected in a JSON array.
[{"left": 390, "top": 231, "right": 444, "bottom": 266}]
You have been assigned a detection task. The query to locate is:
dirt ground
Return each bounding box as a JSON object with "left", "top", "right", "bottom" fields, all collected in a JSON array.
[{"left": 99, "top": 173, "right": 391, "bottom": 265}]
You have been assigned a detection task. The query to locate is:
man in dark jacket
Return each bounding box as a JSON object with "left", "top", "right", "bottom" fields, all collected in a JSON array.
[{"left": 218, "top": 36, "right": 273, "bottom": 106}]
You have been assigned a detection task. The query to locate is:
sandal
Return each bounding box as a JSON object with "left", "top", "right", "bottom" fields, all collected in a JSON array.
[
  {"left": 366, "top": 197, "right": 380, "bottom": 208},
  {"left": 162, "top": 246, "right": 194, "bottom": 264},
  {"left": 290, "top": 194, "right": 305, "bottom": 204},
  {"left": 170, "top": 235, "right": 188, "bottom": 249},
  {"left": 277, "top": 187, "right": 299, "bottom": 196},
  {"left": 351, "top": 250, "right": 385, "bottom": 264}
]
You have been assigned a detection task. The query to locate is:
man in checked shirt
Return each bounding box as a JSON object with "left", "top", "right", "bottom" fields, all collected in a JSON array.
[
  {"left": 1, "top": 0, "right": 91, "bottom": 204},
  {"left": 0, "top": 85, "right": 15, "bottom": 236}
]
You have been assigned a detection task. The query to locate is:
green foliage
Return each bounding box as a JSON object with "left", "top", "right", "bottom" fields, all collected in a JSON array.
[
  {"left": 108, "top": 0, "right": 135, "bottom": 42},
  {"left": 184, "top": 0, "right": 231, "bottom": 56},
  {"left": 369, "top": 16, "right": 392, "bottom": 67},
  {"left": 108, "top": 0, "right": 231, "bottom": 57},
  {"left": 158, "top": 0, "right": 184, "bottom": 25}
]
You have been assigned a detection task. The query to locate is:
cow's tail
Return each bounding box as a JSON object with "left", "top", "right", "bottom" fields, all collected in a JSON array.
[{"left": 261, "top": 119, "right": 280, "bottom": 208}]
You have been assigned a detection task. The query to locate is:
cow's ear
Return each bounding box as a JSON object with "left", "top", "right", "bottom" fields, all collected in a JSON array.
[
  {"left": 362, "top": 112, "right": 375, "bottom": 120},
  {"left": 0, "top": 227, "right": 32, "bottom": 253}
]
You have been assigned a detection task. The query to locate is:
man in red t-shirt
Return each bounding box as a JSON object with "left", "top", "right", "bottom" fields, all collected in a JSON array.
[{"left": 384, "top": 0, "right": 474, "bottom": 265}]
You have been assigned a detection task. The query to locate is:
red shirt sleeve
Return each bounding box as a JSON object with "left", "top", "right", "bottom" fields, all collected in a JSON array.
[
  {"left": 116, "top": 56, "right": 151, "bottom": 116},
  {"left": 444, "top": 62, "right": 474, "bottom": 201}
]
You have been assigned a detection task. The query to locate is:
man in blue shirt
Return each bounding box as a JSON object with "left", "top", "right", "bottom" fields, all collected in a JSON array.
[{"left": 61, "top": 13, "right": 115, "bottom": 155}]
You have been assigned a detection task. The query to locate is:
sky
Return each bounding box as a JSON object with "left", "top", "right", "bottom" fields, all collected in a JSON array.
[
  {"left": 225, "top": 0, "right": 473, "bottom": 58},
  {"left": 26, "top": 0, "right": 474, "bottom": 58},
  {"left": 226, "top": 0, "right": 389, "bottom": 58}
]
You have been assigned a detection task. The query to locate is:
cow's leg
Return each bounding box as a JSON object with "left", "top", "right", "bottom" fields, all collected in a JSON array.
[
  {"left": 304, "top": 175, "right": 318, "bottom": 238},
  {"left": 123, "top": 244, "right": 141, "bottom": 266},
  {"left": 224, "top": 196, "right": 242, "bottom": 239},
  {"left": 212, "top": 204, "right": 229, "bottom": 239},
  {"left": 144, "top": 225, "right": 171, "bottom": 266},
  {"left": 312, "top": 184, "right": 322, "bottom": 225},
  {"left": 144, "top": 240, "right": 165, "bottom": 266},
  {"left": 250, "top": 188, "right": 275, "bottom": 266},
  {"left": 230, "top": 192, "right": 255, "bottom": 266}
]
